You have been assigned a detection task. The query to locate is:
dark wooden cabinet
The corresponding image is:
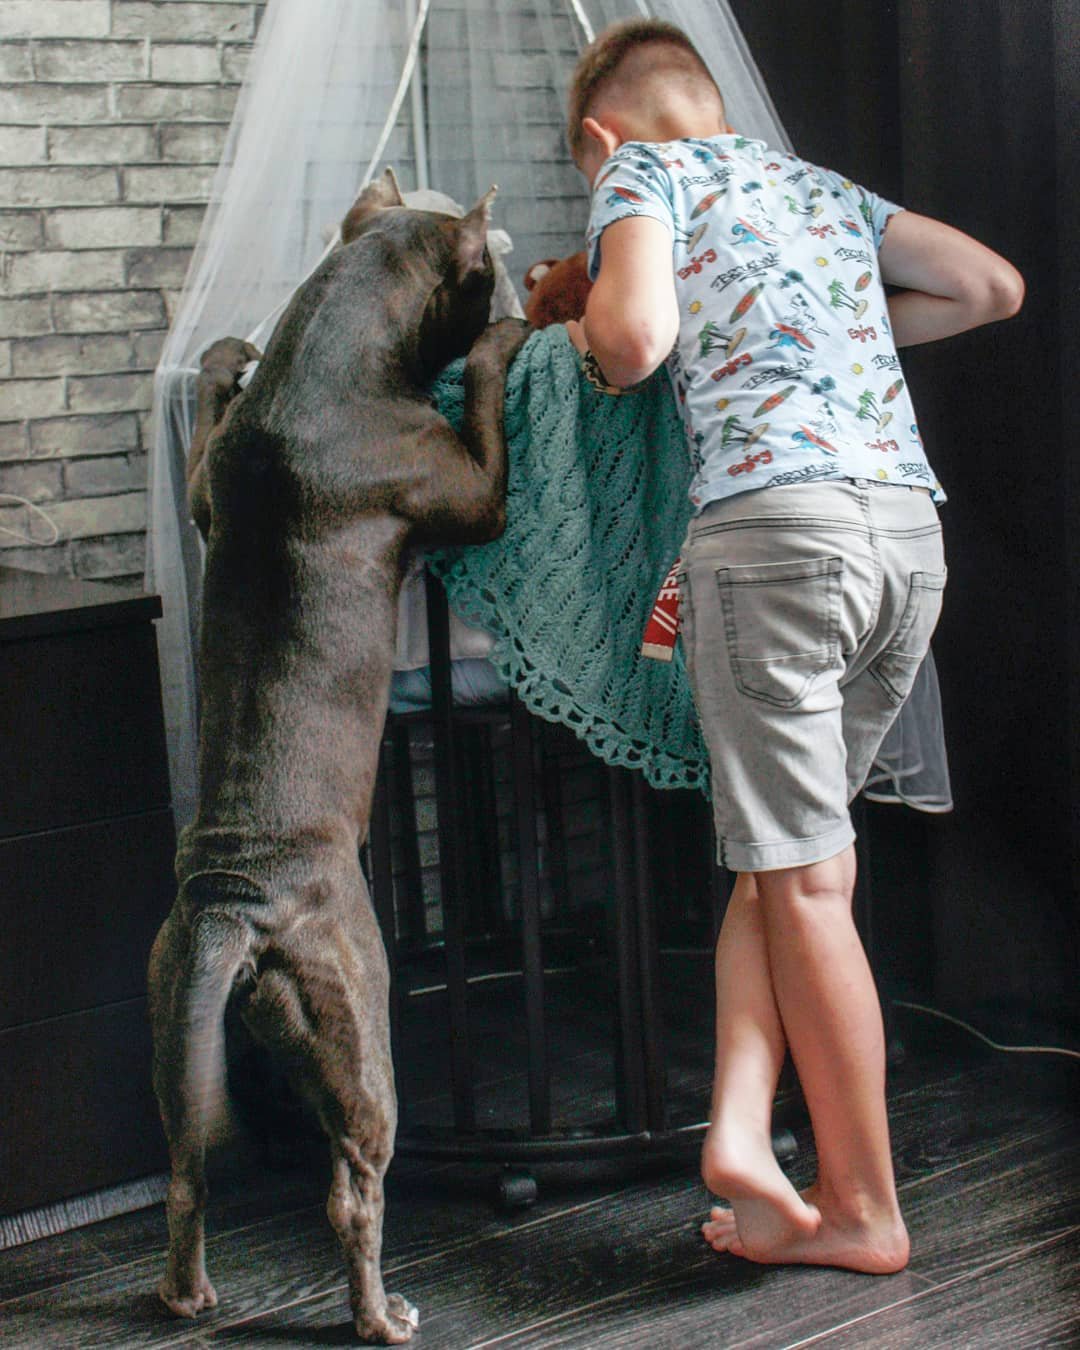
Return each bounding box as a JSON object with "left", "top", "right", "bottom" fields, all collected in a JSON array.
[{"left": 0, "top": 567, "right": 176, "bottom": 1215}]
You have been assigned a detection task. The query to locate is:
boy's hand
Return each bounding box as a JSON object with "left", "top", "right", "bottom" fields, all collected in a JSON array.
[{"left": 879, "top": 211, "right": 1024, "bottom": 346}]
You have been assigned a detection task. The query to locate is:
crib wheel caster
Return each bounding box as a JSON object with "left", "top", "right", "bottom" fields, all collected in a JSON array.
[
  {"left": 493, "top": 1167, "right": 538, "bottom": 1210},
  {"left": 771, "top": 1128, "right": 798, "bottom": 1165}
]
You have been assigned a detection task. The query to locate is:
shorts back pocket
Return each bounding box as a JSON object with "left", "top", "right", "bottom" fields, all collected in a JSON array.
[
  {"left": 870, "top": 568, "right": 947, "bottom": 706},
  {"left": 715, "top": 555, "right": 843, "bottom": 709}
]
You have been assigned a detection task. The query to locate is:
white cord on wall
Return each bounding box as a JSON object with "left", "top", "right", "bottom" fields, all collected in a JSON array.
[{"left": 0, "top": 493, "right": 61, "bottom": 547}]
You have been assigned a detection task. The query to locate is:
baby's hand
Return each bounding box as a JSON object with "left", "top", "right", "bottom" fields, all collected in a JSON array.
[{"left": 564, "top": 318, "right": 588, "bottom": 354}]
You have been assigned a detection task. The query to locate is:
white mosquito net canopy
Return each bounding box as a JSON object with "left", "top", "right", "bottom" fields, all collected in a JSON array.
[{"left": 147, "top": 0, "right": 951, "bottom": 829}]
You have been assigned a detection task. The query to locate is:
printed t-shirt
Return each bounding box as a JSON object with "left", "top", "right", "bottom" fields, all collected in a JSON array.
[{"left": 585, "top": 135, "right": 944, "bottom": 510}]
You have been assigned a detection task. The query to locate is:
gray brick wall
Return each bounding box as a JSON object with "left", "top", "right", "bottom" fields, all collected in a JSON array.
[{"left": 0, "top": 0, "right": 265, "bottom": 582}]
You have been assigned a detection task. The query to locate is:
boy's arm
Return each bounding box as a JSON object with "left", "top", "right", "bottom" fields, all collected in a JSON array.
[
  {"left": 579, "top": 217, "right": 680, "bottom": 387},
  {"left": 878, "top": 211, "right": 1024, "bottom": 347}
]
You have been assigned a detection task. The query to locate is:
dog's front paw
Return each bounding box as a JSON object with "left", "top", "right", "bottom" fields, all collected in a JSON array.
[
  {"left": 157, "top": 1273, "right": 218, "bottom": 1319},
  {"left": 200, "top": 336, "right": 262, "bottom": 384},
  {"left": 355, "top": 1292, "right": 419, "bottom": 1344}
]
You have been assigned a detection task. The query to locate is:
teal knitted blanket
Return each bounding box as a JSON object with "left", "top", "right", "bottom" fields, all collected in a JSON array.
[{"left": 430, "top": 325, "right": 709, "bottom": 793}]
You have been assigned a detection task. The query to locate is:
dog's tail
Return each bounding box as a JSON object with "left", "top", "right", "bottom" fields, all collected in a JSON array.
[{"left": 150, "top": 872, "right": 262, "bottom": 1151}]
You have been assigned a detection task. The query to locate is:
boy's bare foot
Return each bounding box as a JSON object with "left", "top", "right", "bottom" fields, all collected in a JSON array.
[
  {"left": 702, "top": 1181, "right": 910, "bottom": 1274},
  {"left": 700, "top": 1123, "right": 822, "bottom": 1257}
]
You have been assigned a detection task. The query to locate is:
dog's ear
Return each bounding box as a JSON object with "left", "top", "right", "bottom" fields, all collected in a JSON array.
[
  {"left": 340, "top": 167, "right": 405, "bottom": 242},
  {"left": 523, "top": 260, "right": 557, "bottom": 293},
  {"left": 451, "top": 185, "right": 496, "bottom": 284}
]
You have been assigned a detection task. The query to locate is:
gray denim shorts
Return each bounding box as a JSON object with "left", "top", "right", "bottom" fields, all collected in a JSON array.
[{"left": 678, "top": 479, "right": 946, "bottom": 873}]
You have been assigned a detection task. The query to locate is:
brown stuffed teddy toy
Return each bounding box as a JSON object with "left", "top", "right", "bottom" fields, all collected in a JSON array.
[{"left": 522, "top": 250, "right": 592, "bottom": 328}]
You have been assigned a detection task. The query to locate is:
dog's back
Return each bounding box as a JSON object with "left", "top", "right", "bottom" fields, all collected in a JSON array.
[{"left": 181, "top": 212, "right": 480, "bottom": 878}]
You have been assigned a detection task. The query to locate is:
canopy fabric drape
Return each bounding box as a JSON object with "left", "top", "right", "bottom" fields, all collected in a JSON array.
[{"left": 145, "top": 0, "right": 950, "bottom": 829}]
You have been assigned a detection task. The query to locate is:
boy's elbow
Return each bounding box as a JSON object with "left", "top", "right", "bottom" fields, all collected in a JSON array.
[
  {"left": 991, "top": 262, "right": 1025, "bottom": 320},
  {"left": 609, "top": 329, "right": 671, "bottom": 386},
  {"left": 964, "top": 259, "right": 1025, "bottom": 325},
  {"left": 590, "top": 311, "right": 677, "bottom": 387}
]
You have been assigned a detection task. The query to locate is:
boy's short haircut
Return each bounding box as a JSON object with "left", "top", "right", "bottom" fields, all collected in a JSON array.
[{"left": 567, "top": 19, "right": 722, "bottom": 163}]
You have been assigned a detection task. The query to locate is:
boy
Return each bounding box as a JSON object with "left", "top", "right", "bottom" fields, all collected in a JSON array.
[{"left": 567, "top": 19, "right": 1023, "bottom": 1272}]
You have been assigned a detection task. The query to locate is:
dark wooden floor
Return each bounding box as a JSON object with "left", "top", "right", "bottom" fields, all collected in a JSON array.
[{"left": 2, "top": 1008, "right": 1077, "bottom": 1350}]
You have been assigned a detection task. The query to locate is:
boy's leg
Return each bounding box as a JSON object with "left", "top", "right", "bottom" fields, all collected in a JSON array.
[
  {"left": 700, "top": 873, "right": 820, "bottom": 1246},
  {"left": 719, "top": 844, "right": 909, "bottom": 1272},
  {"left": 679, "top": 481, "right": 937, "bottom": 1271}
]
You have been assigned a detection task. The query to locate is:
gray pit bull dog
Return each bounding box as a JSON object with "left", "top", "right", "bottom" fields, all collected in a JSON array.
[{"left": 148, "top": 169, "right": 528, "bottom": 1343}]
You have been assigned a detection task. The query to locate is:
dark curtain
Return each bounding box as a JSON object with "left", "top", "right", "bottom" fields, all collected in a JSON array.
[{"left": 729, "top": 0, "right": 1079, "bottom": 1022}]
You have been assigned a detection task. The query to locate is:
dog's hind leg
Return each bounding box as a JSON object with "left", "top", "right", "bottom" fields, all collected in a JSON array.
[
  {"left": 148, "top": 904, "right": 253, "bottom": 1319},
  {"left": 241, "top": 909, "right": 418, "bottom": 1344}
]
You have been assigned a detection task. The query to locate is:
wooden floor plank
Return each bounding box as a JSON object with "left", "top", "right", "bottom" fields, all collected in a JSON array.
[
  {"left": 206, "top": 1078, "right": 1077, "bottom": 1350},
  {"left": 372, "top": 1125, "right": 1076, "bottom": 1350},
  {"left": 0, "top": 1164, "right": 635, "bottom": 1347},
  {"left": 1, "top": 1053, "right": 1074, "bottom": 1350},
  {"left": 905, "top": 1124, "right": 1079, "bottom": 1283},
  {"left": 509, "top": 1121, "right": 1079, "bottom": 1350},
  {"left": 730, "top": 1124, "right": 1079, "bottom": 1349},
  {"left": 0, "top": 1209, "right": 336, "bottom": 1350},
  {"left": 202, "top": 1170, "right": 930, "bottom": 1350},
  {"left": 785, "top": 1229, "right": 1080, "bottom": 1349},
  {"left": 884, "top": 1059, "right": 1076, "bottom": 1191},
  {"left": 0, "top": 1225, "right": 112, "bottom": 1303}
]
